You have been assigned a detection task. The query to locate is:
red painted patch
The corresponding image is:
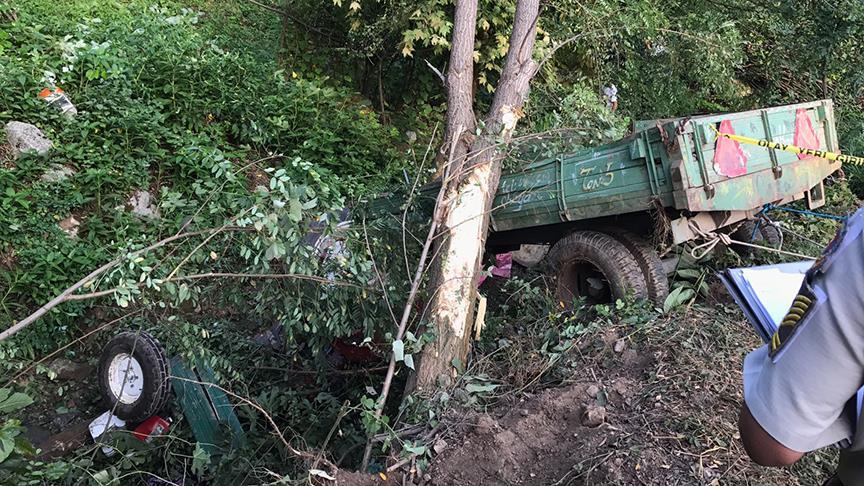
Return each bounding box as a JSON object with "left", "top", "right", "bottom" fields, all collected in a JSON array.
[
  {"left": 794, "top": 108, "right": 822, "bottom": 159},
  {"left": 713, "top": 119, "right": 748, "bottom": 177}
]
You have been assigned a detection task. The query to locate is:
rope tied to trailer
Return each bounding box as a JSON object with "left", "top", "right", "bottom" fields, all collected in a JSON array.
[
  {"left": 687, "top": 221, "right": 818, "bottom": 261},
  {"left": 758, "top": 203, "right": 848, "bottom": 222}
]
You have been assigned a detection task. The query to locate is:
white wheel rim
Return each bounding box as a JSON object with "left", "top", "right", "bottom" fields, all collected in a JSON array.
[{"left": 107, "top": 353, "right": 144, "bottom": 405}]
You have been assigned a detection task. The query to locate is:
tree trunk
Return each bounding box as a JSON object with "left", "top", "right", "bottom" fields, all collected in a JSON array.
[{"left": 414, "top": 0, "right": 540, "bottom": 392}]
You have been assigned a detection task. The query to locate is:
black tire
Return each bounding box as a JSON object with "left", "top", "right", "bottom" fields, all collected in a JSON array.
[
  {"left": 731, "top": 220, "right": 780, "bottom": 255},
  {"left": 759, "top": 223, "right": 782, "bottom": 249},
  {"left": 730, "top": 220, "right": 762, "bottom": 256},
  {"left": 603, "top": 230, "right": 669, "bottom": 303},
  {"left": 97, "top": 331, "right": 171, "bottom": 423},
  {"left": 547, "top": 231, "right": 649, "bottom": 307}
]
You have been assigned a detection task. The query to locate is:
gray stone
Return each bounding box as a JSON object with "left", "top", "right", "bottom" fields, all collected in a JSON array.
[
  {"left": 51, "top": 411, "right": 81, "bottom": 430},
  {"left": 128, "top": 190, "right": 160, "bottom": 218},
  {"left": 586, "top": 384, "right": 601, "bottom": 398},
  {"left": 433, "top": 438, "right": 448, "bottom": 455},
  {"left": 613, "top": 338, "right": 626, "bottom": 353},
  {"left": 581, "top": 404, "right": 606, "bottom": 427},
  {"left": 4, "top": 121, "right": 53, "bottom": 158},
  {"left": 48, "top": 358, "right": 93, "bottom": 381},
  {"left": 58, "top": 215, "right": 80, "bottom": 239},
  {"left": 40, "top": 164, "right": 76, "bottom": 183}
]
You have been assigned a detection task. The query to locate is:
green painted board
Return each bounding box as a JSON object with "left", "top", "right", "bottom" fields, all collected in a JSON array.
[
  {"left": 369, "top": 100, "right": 839, "bottom": 241},
  {"left": 170, "top": 357, "right": 246, "bottom": 456}
]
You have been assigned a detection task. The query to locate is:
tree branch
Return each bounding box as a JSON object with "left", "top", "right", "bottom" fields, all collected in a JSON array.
[
  {"left": 65, "top": 272, "right": 370, "bottom": 302},
  {"left": 359, "top": 126, "right": 462, "bottom": 471},
  {"left": 0, "top": 227, "right": 249, "bottom": 342}
]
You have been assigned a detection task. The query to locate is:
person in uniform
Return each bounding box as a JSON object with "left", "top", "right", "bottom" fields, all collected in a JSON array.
[{"left": 739, "top": 208, "right": 864, "bottom": 485}]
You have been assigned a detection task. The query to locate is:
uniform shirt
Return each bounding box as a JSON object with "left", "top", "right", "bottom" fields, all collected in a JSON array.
[{"left": 743, "top": 207, "right": 864, "bottom": 458}]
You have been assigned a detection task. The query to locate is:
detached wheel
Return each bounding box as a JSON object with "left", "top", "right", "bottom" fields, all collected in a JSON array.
[
  {"left": 731, "top": 220, "right": 781, "bottom": 255},
  {"left": 603, "top": 230, "right": 669, "bottom": 303},
  {"left": 548, "top": 231, "right": 649, "bottom": 308},
  {"left": 98, "top": 331, "right": 170, "bottom": 422},
  {"left": 759, "top": 223, "right": 782, "bottom": 248}
]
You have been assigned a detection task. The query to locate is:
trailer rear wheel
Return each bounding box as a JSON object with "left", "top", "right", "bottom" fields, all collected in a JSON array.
[
  {"left": 603, "top": 231, "right": 668, "bottom": 303},
  {"left": 731, "top": 220, "right": 781, "bottom": 255},
  {"left": 548, "top": 231, "right": 649, "bottom": 307}
]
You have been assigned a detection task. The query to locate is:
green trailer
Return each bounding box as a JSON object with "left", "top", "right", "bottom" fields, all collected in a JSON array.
[{"left": 378, "top": 100, "right": 841, "bottom": 305}]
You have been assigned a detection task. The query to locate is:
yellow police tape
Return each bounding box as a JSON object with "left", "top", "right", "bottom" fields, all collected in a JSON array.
[{"left": 709, "top": 125, "right": 864, "bottom": 166}]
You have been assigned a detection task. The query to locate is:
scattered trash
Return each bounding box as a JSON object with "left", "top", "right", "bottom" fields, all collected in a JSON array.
[
  {"left": 132, "top": 416, "right": 171, "bottom": 443},
  {"left": 38, "top": 87, "right": 77, "bottom": 118},
  {"left": 478, "top": 252, "right": 512, "bottom": 285},
  {"left": 88, "top": 411, "right": 126, "bottom": 457}
]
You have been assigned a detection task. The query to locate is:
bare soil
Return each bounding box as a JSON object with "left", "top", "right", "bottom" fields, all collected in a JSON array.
[{"left": 342, "top": 290, "right": 837, "bottom": 485}]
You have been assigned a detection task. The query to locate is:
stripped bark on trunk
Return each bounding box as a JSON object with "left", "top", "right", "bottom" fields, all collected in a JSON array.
[{"left": 415, "top": 0, "right": 540, "bottom": 391}]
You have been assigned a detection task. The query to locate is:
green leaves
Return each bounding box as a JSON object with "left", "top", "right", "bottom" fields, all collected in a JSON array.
[
  {"left": 0, "top": 389, "right": 33, "bottom": 414},
  {"left": 663, "top": 266, "right": 708, "bottom": 313},
  {"left": 0, "top": 389, "right": 33, "bottom": 464},
  {"left": 663, "top": 286, "right": 696, "bottom": 314},
  {"left": 191, "top": 443, "right": 211, "bottom": 477}
]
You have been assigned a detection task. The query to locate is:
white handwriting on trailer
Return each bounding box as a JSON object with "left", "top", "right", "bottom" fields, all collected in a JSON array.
[
  {"left": 508, "top": 192, "right": 535, "bottom": 211},
  {"left": 578, "top": 163, "right": 615, "bottom": 192}
]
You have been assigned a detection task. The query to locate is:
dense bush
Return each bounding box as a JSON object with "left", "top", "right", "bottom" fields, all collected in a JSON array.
[{"left": 0, "top": 1, "right": 406, "bottom": 356}]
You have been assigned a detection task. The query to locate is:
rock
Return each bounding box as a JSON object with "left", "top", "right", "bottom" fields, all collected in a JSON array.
[
  {"left": 586, "top": 384, "right": 600, "bottom": 398},
  {"left": 128, "top": 190, "right": 160, "bottom": 218},
  {"left": 40, "top": 164, "right": 76, "bottom": 183},
  {"left": 613, "top": 338, "right": 626, "bottom": 353},
  {"left": 48, "top": 358, "right": 93, "bottom": 381},
  {"left": 581, "top": 405, "right": 606, "bottom": 427},
  {"left": 511, "top": 244, "right": 549, "bottom": 267},
  {"left": 58, "top": 215, "right": 80, "bottom": 239},
  {"left": 5, "top": 121, "right": 53, "bottom": 158},
  {"left": 433, "top": 438, "right": 448, "bottom": 455},
  {"left": 405, "top": 130, "right": 417, "bottom": 144},
  {"left": 519, "top": 409, "right": 530, "bottom": 417},
  {"left": 474, "top": 414, "right": 499, "bottom": 435}
]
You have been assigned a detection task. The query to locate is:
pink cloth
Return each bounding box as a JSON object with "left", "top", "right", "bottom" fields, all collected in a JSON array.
[
  {"left": 793, "top": 108, "right": 822, "bottom": 160},
  {"left": 713, "top": 119, "right": 748, "bottom": 177},
  {"left": 477, "top": 253, "right": 512, "bottom": 286}
]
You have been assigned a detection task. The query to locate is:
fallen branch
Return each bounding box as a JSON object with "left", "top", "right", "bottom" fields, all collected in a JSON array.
[
  {"left": 64, "top": 271, "right": 369, "bottom": 302},
  {"left": 0, "top": 228, "right": 242, "bottom": 342},
  {"left": 359, "top": 126, "right": 461, "bottom": 471},
  {"left": 3, "top": 310, "right": 141, "bottom": 388}
]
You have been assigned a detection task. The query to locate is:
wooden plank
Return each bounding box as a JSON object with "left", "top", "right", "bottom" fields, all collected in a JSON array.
[
  {"left": 170, "top": 357, "right": 223, "bottom": 456},
  {"left": 193, "top": 360, "right": 246, "bottom": 449}
]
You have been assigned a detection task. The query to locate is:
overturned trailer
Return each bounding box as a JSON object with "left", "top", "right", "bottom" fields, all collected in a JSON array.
[{"left": 377, "top": 99, "right": 841, "bottom": 305}]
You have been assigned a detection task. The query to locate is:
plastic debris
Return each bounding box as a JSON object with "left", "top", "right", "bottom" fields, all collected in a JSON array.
[
  {"left": 88, "top": 411, "right": 126, "bottom": 457},
  {"left": 38, "top": 87, "right": 77, "bottom": 118}
]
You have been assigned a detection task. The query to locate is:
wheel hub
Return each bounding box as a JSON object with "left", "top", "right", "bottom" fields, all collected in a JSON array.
[{"left": 107, "top": 353, "right": 144, "bottom": 405}]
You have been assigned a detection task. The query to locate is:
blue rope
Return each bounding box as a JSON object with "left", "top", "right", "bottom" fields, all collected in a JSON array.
[{"left": 759, "top": 203, "right": 847, "bottom": 222}]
